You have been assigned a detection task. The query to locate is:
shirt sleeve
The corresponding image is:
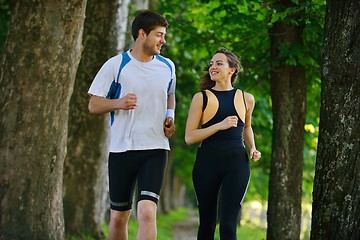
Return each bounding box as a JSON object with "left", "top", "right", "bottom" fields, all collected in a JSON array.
[
  {"left": 88, "top": 55, "right": 120, "bottom": 97},
  {"left": 168, "top": 60, "right": 176, "bottom": 95}
]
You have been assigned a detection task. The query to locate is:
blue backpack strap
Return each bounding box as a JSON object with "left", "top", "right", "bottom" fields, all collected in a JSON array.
[
  {"left": 108, "top": 51, "right": 131, "bottom": 125},
  {"left": 155, "top": 55, "right": 173, "bottom": 93}
]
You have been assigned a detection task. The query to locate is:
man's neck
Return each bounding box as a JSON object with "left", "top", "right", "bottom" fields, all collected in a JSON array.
[{"left": 130, "top": 47, "right": 153, "bottom": 62}]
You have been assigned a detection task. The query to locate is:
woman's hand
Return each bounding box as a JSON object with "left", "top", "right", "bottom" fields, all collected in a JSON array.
[
  {"left": 250, "top": 148, "right": 261, "bottom": 162},
  {"left": 219, "top": 116, "right": 238, "bottom": 130}
]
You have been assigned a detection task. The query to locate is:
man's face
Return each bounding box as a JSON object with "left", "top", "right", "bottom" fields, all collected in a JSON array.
[{"left": 143, "top": 26, "right": 167, "bottom": 56}]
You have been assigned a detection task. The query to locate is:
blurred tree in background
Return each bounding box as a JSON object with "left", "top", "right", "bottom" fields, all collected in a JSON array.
[{"left": 63, "top": 0, "right": 124, "bottom": 238}]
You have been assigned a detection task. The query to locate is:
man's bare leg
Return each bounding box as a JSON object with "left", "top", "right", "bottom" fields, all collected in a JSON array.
[
  {"left": 136, "top": 200, "right": 157, "bottom": 240},
  {"left": 109, "top": 209, "right": 131, "bottom": 240}
]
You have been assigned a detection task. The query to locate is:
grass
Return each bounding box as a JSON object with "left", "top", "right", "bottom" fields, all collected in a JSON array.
[
  {"left": 157, "top": 208, "right": 190, "bottom": 239},
  {"left": 67, "top": 207, "right": 266, "bottom": 239},
  {"left": 219, "top": 224, "right": 266, "bottom": 240},
  {"left": 100, "top": 208, "right": 190, "bottom": 240}
]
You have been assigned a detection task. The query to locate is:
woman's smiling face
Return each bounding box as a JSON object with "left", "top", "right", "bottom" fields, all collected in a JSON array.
[{"left": 209, "top": 53, "right": 234, "bottom": 82}]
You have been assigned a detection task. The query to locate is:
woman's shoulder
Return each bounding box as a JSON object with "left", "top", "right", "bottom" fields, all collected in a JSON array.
[
  {"left": 245, "top": 91, "right": 255, "bottom": 101},
  {"left": 236, "top": 89, "right": 254, "bottom": 100},
  {"left": 190, "top": 92, "right": 203, "bottom": 103},
  {"left": 236, "top": 89, "right": 255, "bottom": 109}
]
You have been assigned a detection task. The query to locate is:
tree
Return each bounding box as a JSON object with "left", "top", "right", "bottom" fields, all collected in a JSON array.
[
  {"left": 266, "top": 1, "right": 306, "bottom": 239},
  {"left": 310, "top": 0, "right": 360, "bottom": 239},
  {"left": 63, "top": 0, "right": 126, "bottom": 238},
  {"left": 0, "top": 0, "right": 10, "bottom": 55},
  {"left": 0, "top": 1, "right": 86, "bottom": 239}
]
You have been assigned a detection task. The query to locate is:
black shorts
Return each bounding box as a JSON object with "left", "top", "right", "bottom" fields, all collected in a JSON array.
[{"left": 108, "top": 149, "right": 168, "bottom": 211}]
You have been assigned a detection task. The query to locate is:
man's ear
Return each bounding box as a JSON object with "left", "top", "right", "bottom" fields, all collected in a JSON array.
[{"left": 138, "top": 29, "right": 146, "bottom": 38}]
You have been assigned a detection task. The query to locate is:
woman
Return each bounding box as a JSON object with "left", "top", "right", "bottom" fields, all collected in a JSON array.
[{"left": 185, "top": 48, "right": 261, "bottom": 240}]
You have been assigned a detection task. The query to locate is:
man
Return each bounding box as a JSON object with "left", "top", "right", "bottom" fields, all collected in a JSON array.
[{"left": 88, "top": 10, "right": 176, "bottom": 240}]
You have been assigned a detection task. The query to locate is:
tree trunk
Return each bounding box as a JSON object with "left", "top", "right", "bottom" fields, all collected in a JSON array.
[
  {"left": 0, "top": 1, "right": 86, "bottom": 239},
  {"left": 267, "top": 1, "right": 306, "bottom": 239},
  {"left": 63, "top": 0, "right": 125, "bottom": 238},
  {"left": 159, "top": 140, "right": 181, "bottom": 213},
  {"left": 310, "top": 1, "right": 360, "bottom": 239}
]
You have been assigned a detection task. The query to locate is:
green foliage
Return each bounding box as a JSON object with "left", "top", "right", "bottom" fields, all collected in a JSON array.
[
  {"left": 302, "top": 1, "right": 324, "bottom": 204},
  {"left": 271, "top": 6, "right": 305, "bottom": 24},
  {"left": 159, "top": 0, "right": 273, "bottom": 202},
  {"left": 215, "top": 224, "right": 266, "bottom": 240},
  {"left": 157, "top": 0, "right": 325, "bottom": 204},
  {"left": 157, "top": 208, "right": 191, "bottom": 239},
  {"left": 66, "top": 232, "right": 103, "bottom": 240}
]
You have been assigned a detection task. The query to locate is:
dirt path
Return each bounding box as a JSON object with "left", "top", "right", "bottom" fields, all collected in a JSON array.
[{"left": 172, "top": 209, "right": 198, "bottom": 240}]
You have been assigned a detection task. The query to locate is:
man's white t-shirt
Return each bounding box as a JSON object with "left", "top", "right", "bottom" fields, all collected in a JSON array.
[{"left": 88, "top": 50, "right": 176, "bottom": 153}]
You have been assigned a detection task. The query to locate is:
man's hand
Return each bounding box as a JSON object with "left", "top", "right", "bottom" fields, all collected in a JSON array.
[
  {"left": 118, "top": 93, "right": 137, "bottom": 110},
  {"left": 164, "top": 117, "right": 175, "bottom": 138}
]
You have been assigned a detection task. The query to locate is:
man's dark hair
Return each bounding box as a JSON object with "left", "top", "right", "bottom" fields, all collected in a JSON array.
[{"left": 131, "top": 10, "right": 168, "bottom": 41}]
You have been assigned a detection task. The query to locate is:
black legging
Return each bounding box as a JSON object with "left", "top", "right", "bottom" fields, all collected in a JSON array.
[{"left": 192, "top": 146, "right": 250, "bottom": 240}]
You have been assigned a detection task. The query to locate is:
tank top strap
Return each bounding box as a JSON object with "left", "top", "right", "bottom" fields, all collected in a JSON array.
[{"left": 201, "top": 90, "right": 208, "bottom": 112}]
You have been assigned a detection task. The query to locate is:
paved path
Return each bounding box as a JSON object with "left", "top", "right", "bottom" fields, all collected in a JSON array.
[{"left": 172, "top": 210, "right": 198, "bottom": 240}]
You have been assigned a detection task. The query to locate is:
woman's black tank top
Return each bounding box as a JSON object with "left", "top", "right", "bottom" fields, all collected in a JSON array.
[{"left": 201, "top": 88, "right": 245, "bottom": 149}]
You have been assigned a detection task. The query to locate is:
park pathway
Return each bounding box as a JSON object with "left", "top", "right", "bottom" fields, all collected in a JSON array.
[{"left": 172, "top": 209, "right": 198, "bottom": 240}]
